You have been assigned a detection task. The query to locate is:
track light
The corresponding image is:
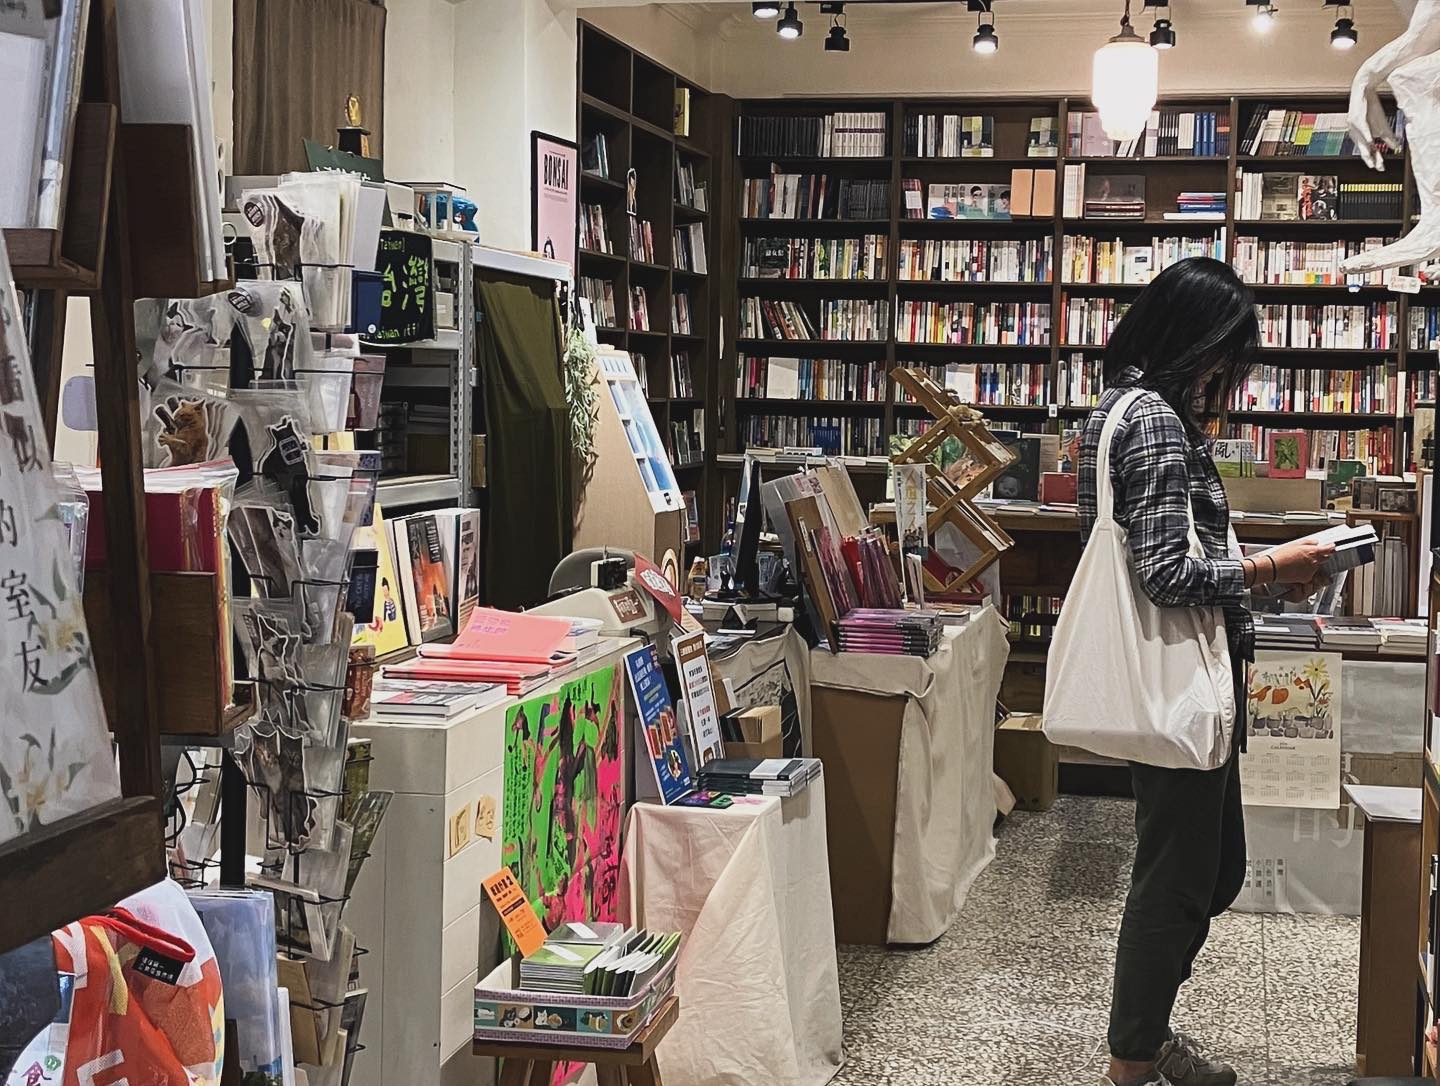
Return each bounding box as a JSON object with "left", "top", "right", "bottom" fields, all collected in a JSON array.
[
  {"left": 1150, "top": 16, "right": 1175, "bottom": 47},
  {"left": 752, "top": 0, "right": 780, "bottom": 18},
  {"left": 1328, "top": 1, "right": 1357, "bottom": 48},
  {"left": 1247, "top": 0, "right": 1277, "bottom": 33},
  {"left": 777, "top": 1, "right": 802, "bottom": 39},
  {"left": 825, "top": 22, "right": 850, "bottom": 50},
  {"left": 973, "top": 7, "right": 999, "bottom": 54}
]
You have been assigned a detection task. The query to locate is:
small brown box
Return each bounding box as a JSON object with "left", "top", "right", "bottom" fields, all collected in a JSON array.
[
  {"left": 736, "top": 705, "right": 781, "bottom": 744},
  {"left": 994, "top": 713, "right": 1058, "bottom": 812}
]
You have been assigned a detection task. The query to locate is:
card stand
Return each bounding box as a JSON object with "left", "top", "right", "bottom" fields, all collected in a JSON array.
[
  {"left": 83, "top": 568, "right": 255, "bottom": 739},
  {"left": 122, "top": 123, "right": 234, "bottom": 299},
  {"left": 6, "top": 102, "right": 117, "bottom": 290}
]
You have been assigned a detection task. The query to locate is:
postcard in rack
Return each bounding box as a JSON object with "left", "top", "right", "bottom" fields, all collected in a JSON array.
[{"left": 624, "top": 644, "right": 694, "bottom": 804}]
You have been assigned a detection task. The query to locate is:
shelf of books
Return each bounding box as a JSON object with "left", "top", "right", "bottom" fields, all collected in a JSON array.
[
  {"left": 578, "top": 21, "right": 718, "bottom": 552},
  {"left": 723, "top": 90, "right": 1431, "bottom": 514}
]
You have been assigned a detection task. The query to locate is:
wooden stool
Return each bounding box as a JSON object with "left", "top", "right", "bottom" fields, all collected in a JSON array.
[{"left": 473, "top": 996, "right": 677, "bottom": 1086}]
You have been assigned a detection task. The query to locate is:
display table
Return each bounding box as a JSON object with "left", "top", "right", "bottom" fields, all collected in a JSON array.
[
  {"left": 620, "top": 776, "right": 844, "bottom": 1086},
  {"left": 1344, "top": 783, "right": 1423, "bottom": 1078},
  {"left": 347, "top": 638, "right": 637, "bottom": 1086},
  {"left": 810, "top": 606, "right": 1010, "bottom": 944}
]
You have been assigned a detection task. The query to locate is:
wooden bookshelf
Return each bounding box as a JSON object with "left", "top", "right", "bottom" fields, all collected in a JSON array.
[
  {"left": 720, "top": 92, "right": 1427, "bottom": 526},
  {"left": 577, "top": 22, "right": 731, "bottom": 552}
]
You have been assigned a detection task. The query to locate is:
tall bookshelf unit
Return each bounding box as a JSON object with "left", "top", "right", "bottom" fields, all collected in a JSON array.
[
  {"left": 576, "top": 22, "right": 728, "bottom": 551},
  {"left": 722, "top": 93, "right": 1424, "bottom": 520}
]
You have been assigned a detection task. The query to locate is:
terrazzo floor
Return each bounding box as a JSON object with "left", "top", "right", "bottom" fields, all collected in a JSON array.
[{"left": 833, "top": 795, "right": 1360, "bottom": 1086}]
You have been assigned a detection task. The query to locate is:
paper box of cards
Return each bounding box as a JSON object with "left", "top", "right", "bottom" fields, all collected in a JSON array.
[{"left": 473, "top": 955, "right": 678, "bottom": 1049}]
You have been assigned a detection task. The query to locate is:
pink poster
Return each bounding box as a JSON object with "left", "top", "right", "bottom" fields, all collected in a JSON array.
[{"left": 532, "top": 131, "right": 578, "bottom": 273}]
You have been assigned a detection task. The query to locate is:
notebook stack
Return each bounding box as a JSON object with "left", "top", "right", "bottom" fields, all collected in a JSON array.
[
  {"left": 835, "top": 608, "right": 944, "bottom": 656},
  {"left": 696, "top": 757, "right": 822, "bottom": 798},
  {"left": 1374, "top": 617, "right": 1427, "bottom": 656},
  {"left": 520, "top": 924, "right": 682, "bottom": 997},
  {"left": 1166, "top": 192, "right": 1226, "bottom": 221},
  {"left": 369, "top": 680, "right": 508, "bottom": 719},
  {"left": 1252, "top": 613, "right": 1320, "bottom": 651},
  {"left": 384, "top": 607, "right": 597, "bottom": 695},
  {"left": 1316, "top": 615, "right": 1382, "bottom": 651}
]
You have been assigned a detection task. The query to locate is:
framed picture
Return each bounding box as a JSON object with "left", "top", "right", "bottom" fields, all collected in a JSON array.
[
  {"left": 1267, "top": 429, "right": 1308, "bottom": 479},
  {"left": 530, "top": 131, "right": 578, "bottom": 274}
]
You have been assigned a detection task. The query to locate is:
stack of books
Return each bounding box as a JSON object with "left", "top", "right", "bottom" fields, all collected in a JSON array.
[
  {"left": 836, "top": 608, "right": 944, "bottom": 656},
  {"left": 369, "top": 680, "right": 509, "bottom": 720},
  {"left": 1166, "top": 192, "right": 1226, "bottom": 222},
  {"left": 384, "top": 608, "right": 603, "bottom": 695},
  {"left": 519, "top": 924, "right": 681, "bottom": 997},
  {"left": 1316, "top": 615, "right": 1382, "bottom": 651},
  {"left": 696, "top": 757, "right": 823, "bottom": 797},
  {"left": 1374, "top": 618, "right": 1427, "bottom": 656},
  {"left": 1252, "top": 613, "right": 1320, "bottom": 651}
]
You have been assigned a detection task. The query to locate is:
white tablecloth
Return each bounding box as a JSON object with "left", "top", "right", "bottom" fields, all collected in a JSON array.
[
  {"left": 810, "top": 606, "right": 1010, "bottom": 943},
  {"left": 620, "top": 775, "right": 843, "bottom": 1086}
]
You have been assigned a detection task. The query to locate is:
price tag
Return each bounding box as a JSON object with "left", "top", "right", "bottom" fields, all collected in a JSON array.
[
  {"left": 483, "top": 869, "right": 547, "bottom": 957},
  {"left": 1387, "top": 274, "right": 1421, "bottom": 295}
]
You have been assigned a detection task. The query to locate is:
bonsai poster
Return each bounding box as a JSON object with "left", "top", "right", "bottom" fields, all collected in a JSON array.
[{"left": 1241, "top": 651, "right": 1342, "bottom": 809}]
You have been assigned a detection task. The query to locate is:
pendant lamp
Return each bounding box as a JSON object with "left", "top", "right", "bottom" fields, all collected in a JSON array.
[{"left": 1092, "top": 0, "right": 1159, "bottom": 141}]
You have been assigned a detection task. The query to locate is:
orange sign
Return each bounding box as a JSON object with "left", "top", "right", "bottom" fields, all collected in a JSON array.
[{"left": 482, "top": 868, "right": 547, "bottom": 957}]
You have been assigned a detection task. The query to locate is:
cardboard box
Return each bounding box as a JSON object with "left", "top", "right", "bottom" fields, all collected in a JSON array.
[
  {"left": 727, "top": 704, "right": 783, "bottom": 758},
  {"left": 994, "top": 713, "right": 1058, "bottom": 812},
  {"left": 1222, "top": 476, "right": 1323, "bottom": 513}
]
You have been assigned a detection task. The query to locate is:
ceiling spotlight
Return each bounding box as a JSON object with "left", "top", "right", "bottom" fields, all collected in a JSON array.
[
  {"left": 973, "top": 11, "right": 999, "bottom": 53},
  {"left": 753, "top": 0, "right": 781, "bottom": 18},
  {"left": 825, "top": 22, "right": 850, "bottom": 50},
  {"left": 1150, "top": 16, "right": 1176, "bottom": 47},
  {"left": 1248, "top": 0, "right": 1277, "bottom": 32},
  {"left": 777, "top": 1, "right": 803, "bottom": 38},
  {"left": 1330, "top": 4, "right": 1357, "bottom": 48},
  {"left": 1092, "top": 0, "right": 1158, "bottom": 140}
]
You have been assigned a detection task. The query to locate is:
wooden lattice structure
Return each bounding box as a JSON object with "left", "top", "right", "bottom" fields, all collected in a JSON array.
[{"left": 889, "top": 367, "right": 1017, "bottom": 594}]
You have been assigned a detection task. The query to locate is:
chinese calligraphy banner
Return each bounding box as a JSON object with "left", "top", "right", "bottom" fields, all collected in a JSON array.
[
  {"left": 0, "top": 233, "right": 120, "bottom": 845},
  {"left": 371, "top": 230, "right": 435, "bottom": 344}
]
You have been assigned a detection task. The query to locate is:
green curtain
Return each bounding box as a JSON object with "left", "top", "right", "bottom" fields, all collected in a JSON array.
[{"left": 476, "top": 274, "right": 572, "bottom": 610}]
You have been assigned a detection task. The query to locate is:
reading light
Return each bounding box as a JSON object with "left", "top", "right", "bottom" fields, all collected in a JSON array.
[
  {"left": 973, "top": 10, "right": 999, "bottom": 53},
  {"left": 777, "top": 2, "right": 803, "bottom": 39},
  {"left": 1092, "top": 0, "right": 1158, "bottom": 140},
  {"left": 1150, "top": 16, "right": 1176, "bottom": 47},
  {"left": 752, "top": 1, "right": 781, "bottom": 18},
  {"left": 1331, "top": 9, "right": 1357, "bottom": 48}
]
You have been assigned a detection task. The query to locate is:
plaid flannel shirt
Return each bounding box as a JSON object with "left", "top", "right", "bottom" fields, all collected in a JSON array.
[{"left": 1077, "top": 368, "right": 1254, "bottom": 663}]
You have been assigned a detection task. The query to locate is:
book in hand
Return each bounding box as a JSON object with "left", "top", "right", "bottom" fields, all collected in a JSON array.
[{"left": 1258, "top": 522, "right": 1378, "bottom": 586}]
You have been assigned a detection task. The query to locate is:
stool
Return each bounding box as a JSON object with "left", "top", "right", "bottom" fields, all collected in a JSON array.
[{"left": 473, "top": 996, "right": 677, "bottom": 1086}]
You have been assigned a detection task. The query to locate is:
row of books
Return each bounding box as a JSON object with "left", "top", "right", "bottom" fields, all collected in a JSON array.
[
  {"left": 1068, "top": 109, "right": 1231, "bottom": 159},
  {"left": 1003, "top": 595, "right": 1063, "bottom": 645},
  {"left": 893, "top": 300, "right": 1052, "bottom": 346},
  {"left": 581, "top": 203, "right": 612, "bottom": 253},
  {"left": 630, "top": 285, "right": 653, "bottom": 332},
  {"left": 672, "top": 222, "right": 708, "bottom": 274},
  {"left": 671, "top": 291, "right": 694, "bottom": 336},
  {"left": 739, "top": 297, "right": 890, "bottom": 341},
  {"left": 903, "top": 114, "right": 995, "bottom": 159},
  {"left": 1406, "top": 368, "right": 1436, "bottom": 411},
  {"left": 670, "top": 351, "right": 696, "bottom": 398},
  {"left": 738, "top": 112, "right": 889, "bottom": 158},
  {"left": 1058, "top": 352, "right": 1104, "bottom": 408},
  {"left": 1061, "top": 167, "right": 1145, "bottom": 220},
  {"left": 948, "top": 363, "right": 1050, "bottom": 408},
  {"left": 629, "top": 217, "right": 656, "bottom": 264},
  {"left": 1229, "top": 363, "right": 1399, "bottom": 415},
  {"left": 1235, "top": 171, "right": 1403, "bottom": 221},
  {"left": 740, "top": 174, "right": 890, "bottom": 221},
  {"left": 742, "top": 415, "right": 886, "bottom": 457},
  {"left": 581, "top": 132, "right": 611, "bottom": 179},
  {"left": 1059, "top": 233, "right": 1225, "bottom": 284},
  {"left": 579, "top": 275, "right": 617, "bottom": 328},
  {"left": 742, "top": 235, "right": 889, "bottom": 281},
  {"left": 740, "top": 297, "right": 816, "bottom": 340},
  {"left": 519, "top": 924, "right": 679, "bottom": 997},
  {"left": 1232, "top": 237, "right": 1395, "bottom": 286},
  {"left": 1059, "top": 295, "right": 1131, "bottom": 346},
  {"left": 670, "top": 416, "right": 703, "bottom": 467},
  {"left": 817, "top": 298, "right": 890, "bottom": 341},
  {"left": 920, "top": 181, "right": 1022, "bottom": 222},
  {"left": 379, "top": 510, "right": 484, "bottom": 649},
  {"left": 896, "top": 237, "right": 1052, "bottom": 284},
  {"left": 1253, "top": 301, "right": 1398, "bottom": 350},
  {"left": 1409, "top": 307, "right": 1440, "bottom": 350},
  {"left": 1223, "top": 422, "right": 1395, "bottom": 474},
  {"left": 675, "top": 160, "right": 709, "bottom": 211},
  {"left": 1350, "top": 528, "right": 1413, "bottom": 618},
  {"left": 1239, "top": 105, "right": 1405, "bottom": 157},
  {"left": 737, "top": 356, "right": 888, "bottom": 402}
]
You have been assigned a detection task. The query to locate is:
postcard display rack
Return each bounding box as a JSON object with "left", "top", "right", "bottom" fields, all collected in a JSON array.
[
  {"left": 139, "top": 171, "right": 397, "bottom": 1086},
  {"left": 573, "top": 348, "right": 687, "bottom": 565}
]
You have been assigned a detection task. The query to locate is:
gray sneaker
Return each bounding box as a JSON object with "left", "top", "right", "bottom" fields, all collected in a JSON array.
[
  {"left": 1154, "top": 1031, "right": 1236, "bottom": 1086},
  {"left": 1101, "top": 1075, "right": 1172, "bottom": 1086}
]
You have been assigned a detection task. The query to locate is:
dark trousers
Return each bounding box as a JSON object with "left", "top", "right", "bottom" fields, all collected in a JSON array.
[{"left": 1107, "top": 741, "right": 1247, "bottom": 1061}]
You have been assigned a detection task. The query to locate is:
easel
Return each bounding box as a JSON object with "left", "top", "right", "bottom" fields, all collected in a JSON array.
[
  {"left": 888, "top": 367, "right": 1017, "bottom": 594},
  {"left": 0, "top": 0, "right": 233, "bottom": 955}
]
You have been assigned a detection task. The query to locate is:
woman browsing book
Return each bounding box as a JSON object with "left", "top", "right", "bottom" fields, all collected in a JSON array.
[{"left": 1072, "top": 258, "right": 1332, "bottom": 1086}]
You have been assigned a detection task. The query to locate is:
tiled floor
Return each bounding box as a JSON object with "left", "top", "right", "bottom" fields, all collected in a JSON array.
[{"left": 834, "top": 796, "right": 1360, "bottom": 1086}]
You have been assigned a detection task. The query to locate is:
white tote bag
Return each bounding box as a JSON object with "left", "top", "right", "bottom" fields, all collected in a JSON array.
[{"left": 1042, "top": 388, "right": 1235, "bottom": 770}]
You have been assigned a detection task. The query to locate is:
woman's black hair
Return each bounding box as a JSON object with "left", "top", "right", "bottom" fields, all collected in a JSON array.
[{"left": 1103, "top": 256, "right": 1258, "bottom": 432}]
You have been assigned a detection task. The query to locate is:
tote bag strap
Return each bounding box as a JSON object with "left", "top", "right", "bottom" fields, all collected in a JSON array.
[{"left": 1094, "top": 387, "right": 1148, "bottom": 526}]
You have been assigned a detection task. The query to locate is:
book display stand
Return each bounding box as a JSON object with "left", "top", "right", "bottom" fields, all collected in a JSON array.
[
  {"left": 0, "top": 0, "right": 234, "bottom": 952},
  {"left": 889, "top": 366, "right": 1016, "bottom": 593}
]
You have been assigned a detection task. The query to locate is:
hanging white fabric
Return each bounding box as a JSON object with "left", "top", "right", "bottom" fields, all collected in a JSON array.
[{"left": 1042, "top": 388, "right": 1235, "bottom": 770}]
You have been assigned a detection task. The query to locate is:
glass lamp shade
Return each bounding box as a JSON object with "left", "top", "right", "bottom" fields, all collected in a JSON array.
[{"left": 1091, "top": 31, "right": 1159, "bottom": 141}]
